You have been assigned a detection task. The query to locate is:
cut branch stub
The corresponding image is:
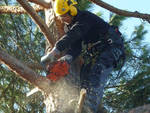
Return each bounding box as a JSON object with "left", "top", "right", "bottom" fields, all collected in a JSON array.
[{"left": 75, "top": 88, "right": 87, "bottom": 113}]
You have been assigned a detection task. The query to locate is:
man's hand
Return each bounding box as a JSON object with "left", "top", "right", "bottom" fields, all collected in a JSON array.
[
  {"left": 41, "top": 47, "right": 60, "bottom": 67},
  {"left": 58, "top": 54, "right": 73, "bottom": 64}
]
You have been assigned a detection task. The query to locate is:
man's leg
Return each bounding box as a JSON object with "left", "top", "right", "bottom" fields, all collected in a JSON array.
[
  {"left": 80, "top": 51, "right": 114, "bottom": 113},
  {"left": 81, "top": 65, "right": 113, "bottom": 113}
]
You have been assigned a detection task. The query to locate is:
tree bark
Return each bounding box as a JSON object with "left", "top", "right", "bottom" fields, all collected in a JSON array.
[
  {"left": 25, "top": 62, "right": 44, "bottom": 70},
  {"left": 44, "top": 0, "right": 65, "bottom": 52},
  {"left": 0, "top": 5, "right": 44, "bottom": 14},
  {"left": 0, "top": 48, "right": 51, "bottom": 93},
  {"left": 43, "top": 0, "right": 69, "bottom": 112}
]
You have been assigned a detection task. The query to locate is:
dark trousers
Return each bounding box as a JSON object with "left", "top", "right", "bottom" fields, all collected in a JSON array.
[
  {"left": 67, "top": 46, "right": 123, "bottom": 113},
  {"left": 80, "top": 49, "right": 116, "bottom": 113}
]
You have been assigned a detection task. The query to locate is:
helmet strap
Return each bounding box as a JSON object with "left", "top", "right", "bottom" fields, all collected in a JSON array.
[{"left": 67, "top": 0, "right": 72, "bottom": 5}]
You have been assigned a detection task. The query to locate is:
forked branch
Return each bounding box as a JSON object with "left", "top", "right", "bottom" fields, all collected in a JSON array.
[{"left": 17, "top": 0, "right": 55, "bottom": 47}]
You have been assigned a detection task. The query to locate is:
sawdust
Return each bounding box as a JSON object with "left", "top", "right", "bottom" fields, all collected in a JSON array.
[{"left": 44, "top": 77, "right": 80, "bottom": 113}]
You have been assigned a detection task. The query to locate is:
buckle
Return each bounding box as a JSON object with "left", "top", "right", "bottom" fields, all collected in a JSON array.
[{"left": 107, "top": 39, "right": 113, "bottom": 44}]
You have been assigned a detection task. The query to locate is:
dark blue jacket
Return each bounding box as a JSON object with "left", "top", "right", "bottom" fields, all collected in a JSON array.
[{"left": 55, "top": 10, "right": 110, "bottom": 60}]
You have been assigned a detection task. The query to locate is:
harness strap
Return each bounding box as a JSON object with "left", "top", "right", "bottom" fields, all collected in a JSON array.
[{"left": 84, "top": 26, "right": 125, "bottom": 68}]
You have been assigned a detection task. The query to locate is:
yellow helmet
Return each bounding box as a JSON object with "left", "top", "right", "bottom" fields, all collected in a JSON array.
[{"left": 54, "top": 0, "right": 78, "bottom": 16}]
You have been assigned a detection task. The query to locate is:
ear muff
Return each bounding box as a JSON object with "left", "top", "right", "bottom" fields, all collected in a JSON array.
[
  {"left": 69, "top": 5, "right": 77, "bottom": 16},
  {"left": 54, "top": 0, "right": 70, "bottom": 16},
  {"left": 54, "top": 0, "right": 78, "bottom": 16}
]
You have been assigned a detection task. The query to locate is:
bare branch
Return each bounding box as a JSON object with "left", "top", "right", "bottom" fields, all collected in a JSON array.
[
  {"left": 0, "top": 47, "right": 51, "bottom": 93},
  {"left": 28, "top": 0, "right": 51, "bottom": 9},
  {"left": 89, "top": 0, "right": 150, "bottom": 23},
  {"left": 25, "top": 62, "right": 44, "bottom": 70},
  {"left": 0, "top": 5, "right": 44, "bottom": 14},
  {"left": 16, "top": 0, "right": 55, "bottom": 47},
  {"left": 76, "top": 89, "right": 87, "bottom": 113}
]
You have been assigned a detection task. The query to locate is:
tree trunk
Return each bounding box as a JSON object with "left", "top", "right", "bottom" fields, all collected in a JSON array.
[
  {"left": 44, "top": 0, "right": 64, "bottom": 53},
  {"left": 0, "top": 48, "right": 52, "bottom": 93},
  {"left": 43, "top": 1, "right": 82, "bottom": 112}
]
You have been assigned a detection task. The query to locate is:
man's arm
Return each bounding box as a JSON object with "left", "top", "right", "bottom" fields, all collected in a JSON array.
[
  {"left": 66, "top": 40, "right": 82, "bottom": 61},
  {"left": 55, "top": 20, "right": 90, "bottom": 52},
  {"left": 41, "top": 19, "right": 90, "bottom": 64}
]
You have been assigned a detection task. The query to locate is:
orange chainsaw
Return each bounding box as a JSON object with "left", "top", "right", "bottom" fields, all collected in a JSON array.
[
  {"left": 26, "top": 61, "right": 70, "bottom": 97},
  {"left": 46, "top": 61, "right": 70, "bottom": 82}
]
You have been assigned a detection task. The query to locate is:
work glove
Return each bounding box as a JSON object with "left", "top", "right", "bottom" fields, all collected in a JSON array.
[
  {"left": 41, "top": 47, "right": 60, "bottom": 67},
  {"left": 58, "top": 54, "right": 73, "bottom": 64}
]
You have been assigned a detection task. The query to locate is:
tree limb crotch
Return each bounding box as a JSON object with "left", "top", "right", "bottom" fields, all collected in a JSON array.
[{"left": 17, "top": 0, "right": 55, "bottom": 47}]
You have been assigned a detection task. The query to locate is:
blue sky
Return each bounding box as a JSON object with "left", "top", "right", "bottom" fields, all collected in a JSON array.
[
  {"left": 91, "top": 0, "right": 150, "bottom": 43},
  {"left": 9, "top": 0, "right": 150, "bottom": 43}
]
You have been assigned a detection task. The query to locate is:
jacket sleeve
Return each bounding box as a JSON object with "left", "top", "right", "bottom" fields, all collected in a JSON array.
[
  {"left": 66, "top": 39, "right": 82, "bottom": 61},
  {"left": 55, "top": 19, "right": 91, "bottom": 52}
]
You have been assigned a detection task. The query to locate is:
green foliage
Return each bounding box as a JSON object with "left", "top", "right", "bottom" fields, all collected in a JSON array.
[
  {"left": 95, "top": 12, "right": 103, "bottom": 17},
  {"left": 1, "top": 0, "right": 150, "bottom": 113},
  {"left": 0, "top": 1, "right": 46, "bottom": 112},
  {"left": 103, "top": 21, "right": 150, "bottom": 113},
  {"left": 1, "top": 0, "right": 91, "bottom": 112},
  {"left": 131, "top": 24, "right": 148, "bottom": 45},
  {"left": 109, "top": 14, "right": 127, "bottom": 27},
  {"left": 77, "top": 0, "right": 92, "bottom": 10}
]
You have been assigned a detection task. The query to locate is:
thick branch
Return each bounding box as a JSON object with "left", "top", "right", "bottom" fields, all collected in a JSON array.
[
  {"left": 17, "top": 0, "right": 55, "bottom": 47},
  {"left": 0, "top": 5, "right": 44, "bottom": 14},
  {"left": 0, "top": 48, "right": 51, "bottom": 93},
  {"left": 26, "top": 62, "right": 44, "bottom": 70},
  {"left": 89, "top": 0, "right": 150, "bottom": 23},
  {"left": 28, "top": 0, "right": 51, "bottom": 9}
]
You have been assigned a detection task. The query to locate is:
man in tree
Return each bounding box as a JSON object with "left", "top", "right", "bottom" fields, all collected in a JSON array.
[{"left": 41, "top": 0, "right": 125, "bottom": 112}]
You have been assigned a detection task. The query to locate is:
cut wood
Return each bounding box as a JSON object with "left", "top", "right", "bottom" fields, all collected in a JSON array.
[
  {"left": 75, "top": 88, "right": 87, "bottom": 113},
  {"left": 26, "top": 87, "right": 39, "bottom": 97}
]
